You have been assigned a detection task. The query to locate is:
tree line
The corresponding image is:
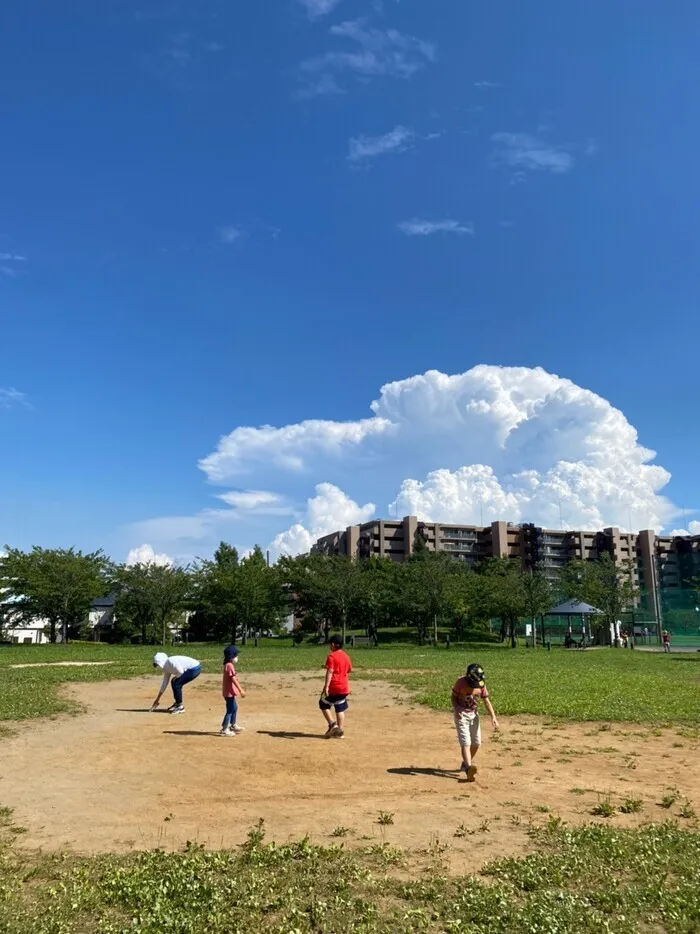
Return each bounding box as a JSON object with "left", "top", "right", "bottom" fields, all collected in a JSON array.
[{"left": 0, "top": 535, "right": 643, "bottom": 646}]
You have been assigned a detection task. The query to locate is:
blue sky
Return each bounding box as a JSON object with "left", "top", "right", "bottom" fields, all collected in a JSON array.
[{"left": 2, "top": 0, "right": 699, "bottom": 563}]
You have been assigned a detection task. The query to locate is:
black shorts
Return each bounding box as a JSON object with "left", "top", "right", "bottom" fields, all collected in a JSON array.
[{"left": 319, "top": 693, "right": 349, "bottom": 713}]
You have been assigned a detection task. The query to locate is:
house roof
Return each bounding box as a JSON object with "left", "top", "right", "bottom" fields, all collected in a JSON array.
[
  {"left": 91, "top": 593, "right": 116, "bottom": 609},
  {"left": 547, "top": 599, "right": 602, "bottom": 616}
]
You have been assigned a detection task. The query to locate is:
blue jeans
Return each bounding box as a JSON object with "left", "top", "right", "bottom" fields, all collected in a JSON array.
[
  {"left": 222, "top": 696, "right": 238, "bottom": 730},
  {"left": 171, "top": 665, "right": 201, "bottom": 705}
]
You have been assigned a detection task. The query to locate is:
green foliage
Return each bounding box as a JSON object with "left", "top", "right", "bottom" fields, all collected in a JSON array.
[
  {"left": 591, "top": 797, "right": 616, "bottom": 818},
  {"left": 1, "top": 821, "right": 699, "bottom": 932},
  {"left": 193, "top": 543, "right": 286, "bottom": 643},
  {"left": 619, "top": 797, "right": 644, "bottom": 814},
  {"left": 0, "top": 546, "right": 112, "bottom": 643},
  {"left": 560, "top": 553, "right": 638, "bottom": 642},
  {"left": 480, "top": 559, "right": 554, "bottom": 646},
  {"left": 113, "top": 563, "right": 191, "bottom": 645},
  {"left": 279, "top": 551, "right": 510, "bottom": 645}
]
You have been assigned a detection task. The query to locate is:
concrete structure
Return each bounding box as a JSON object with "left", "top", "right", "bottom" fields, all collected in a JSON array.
[
  {"left": 312, "top": 516, "right": 700, "bottom": 615},
  {"left": 3, "top": 594, "right": 117, "bottom": 644}
]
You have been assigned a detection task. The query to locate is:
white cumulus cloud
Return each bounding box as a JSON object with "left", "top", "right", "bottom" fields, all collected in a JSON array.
[
  {"left": 670, "top": 521, "right": 700, "bottom": 537},
  {"left": 143, "top": 365, "right": 686, "bottom": 562},
  {"left": 126, "top": 544, "right": 173, "bottom": 567},
  {"left": 271, "top": 483, "right": 375, "bottom": 557},
  {"left": 200, "top": 416, "right": 391, "bottom": 481}
]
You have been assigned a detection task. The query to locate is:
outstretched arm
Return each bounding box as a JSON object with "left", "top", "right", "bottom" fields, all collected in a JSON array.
[{"left": 151, "top": 672, "right": 171, "bottom": 710}]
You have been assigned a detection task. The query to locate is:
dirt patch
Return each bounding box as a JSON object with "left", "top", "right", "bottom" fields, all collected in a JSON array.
[
  {"left": 9, "top": 662, "right": 115, "bottom": 669},
  {"left": 0, "top": 673, "right": 697, "bottom": 869}
]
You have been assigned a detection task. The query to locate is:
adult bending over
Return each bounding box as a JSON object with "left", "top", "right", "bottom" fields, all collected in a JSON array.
[{"left": 151, "top": 653, "right": 202, "bottom": 714}]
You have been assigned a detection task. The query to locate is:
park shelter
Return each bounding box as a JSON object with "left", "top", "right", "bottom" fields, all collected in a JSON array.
[{"left": 545, "top": 600, "right": 603, "bottom": 645}]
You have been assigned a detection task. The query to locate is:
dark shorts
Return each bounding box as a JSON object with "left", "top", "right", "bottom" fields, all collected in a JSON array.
[{"left": 319, "top": 693, "right": 349, "bottom": 714}]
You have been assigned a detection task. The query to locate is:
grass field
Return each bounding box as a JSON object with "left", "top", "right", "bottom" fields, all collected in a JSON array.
[{"left": 1, "top": 639, "right": 698, "bottom": 725}]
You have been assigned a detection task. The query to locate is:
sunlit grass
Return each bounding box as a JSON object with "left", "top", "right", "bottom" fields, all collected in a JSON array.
[
  {"left": 0, "top": 815, "right": 698, "bottom": 933},
  {"left": 0, "top": 640, "right": 698, "bottom": 724}
]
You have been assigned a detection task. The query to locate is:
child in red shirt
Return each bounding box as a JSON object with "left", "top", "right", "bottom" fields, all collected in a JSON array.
[
  {"left": 220, "top": 644, "right": 246, "bottom": 737},
  {"left": 319, "top": 634, "right": 352, "bottom": 739}
]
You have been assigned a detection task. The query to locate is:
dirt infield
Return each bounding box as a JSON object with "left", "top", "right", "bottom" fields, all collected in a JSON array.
[{"left": 1, "top": 673, "right": 698, "bottom": 869}]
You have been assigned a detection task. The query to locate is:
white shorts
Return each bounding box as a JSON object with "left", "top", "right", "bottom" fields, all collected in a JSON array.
[{"left": 455, "top": 713, "right": 481, "bottom": 748}]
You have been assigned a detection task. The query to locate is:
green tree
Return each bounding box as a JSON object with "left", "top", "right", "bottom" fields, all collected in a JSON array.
[
  {"left": 522, "top": 567, "right": 555, "bottom": 646},
  {"left": 353, "top": 557, "right": 398, "bottom": 643},
  {"left": 560, "top": 553, "right": 638, "bottom": 643},
  {"left": 481, "top": 558, "right": 530, "bottom": 648},
  {"left": 115, "top": 563, "right": 192, "bottom": 645},
  {"left": 0, "top": 546, "right": 111, "bottom": 643},
  {"left": 401, "top": 551, "right": 459, "bottom": 645},
  {"left": 195, "top": 543, "right": 284, "bottom": 643},
  {"left": 236, "top": 546, "right": 286, "bottom": 637}
]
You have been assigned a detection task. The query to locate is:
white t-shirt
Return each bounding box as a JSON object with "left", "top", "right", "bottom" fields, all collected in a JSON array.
[{"left": 158, "top": 656, "right": 200, "bottom": 694}]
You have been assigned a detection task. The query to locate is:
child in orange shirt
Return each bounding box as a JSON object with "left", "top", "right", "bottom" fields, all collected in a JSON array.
[{"left": 220, "top": 644, "right": 246, "bottom": 737}]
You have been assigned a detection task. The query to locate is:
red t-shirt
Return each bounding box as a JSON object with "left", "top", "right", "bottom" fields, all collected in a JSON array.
[
  {"left": 325, "top": 649, "right": 352, "bottom": 695},
  {"left": 451, "top": 677, "right": 489, "bottom": 715},
  {"left": 222, "top": 662, "right": 240, "bottom": 698}
]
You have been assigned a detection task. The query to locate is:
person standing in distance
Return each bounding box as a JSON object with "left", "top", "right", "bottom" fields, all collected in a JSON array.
[
  {"left": 151, "top": 653, "right": 202, "bottom": 714},
  {"left": 319, "top": 635, "right": 352, "bottom": 739}
]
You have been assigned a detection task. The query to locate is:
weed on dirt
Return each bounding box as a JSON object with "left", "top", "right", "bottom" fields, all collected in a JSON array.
[{"left": 0, "top": 815, "right": 698, "bottom": 933}]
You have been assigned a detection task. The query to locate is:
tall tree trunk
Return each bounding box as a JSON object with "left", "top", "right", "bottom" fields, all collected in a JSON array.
[
  {"left": 510, "top": 618, "right": 516, "bottom": 648},
  {"left": 433, "top": 613, "right": 438, "bottom": 647},
  {"left": 49, "top": 619, "right": 57, "bottom": 644}
]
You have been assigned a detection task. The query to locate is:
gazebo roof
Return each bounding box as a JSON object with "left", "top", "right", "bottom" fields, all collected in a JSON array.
[{"left": 547, "top": 599, "right": 602, "bottom": 616}]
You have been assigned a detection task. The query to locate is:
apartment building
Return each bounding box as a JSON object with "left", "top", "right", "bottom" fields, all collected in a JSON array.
[{"left": 311, "top": 516, "right": 700, "bottom": 603}]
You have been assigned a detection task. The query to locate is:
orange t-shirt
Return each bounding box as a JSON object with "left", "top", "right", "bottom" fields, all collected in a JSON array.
[
  {"left": 325, "top": 649, "right": 352, "bottom": 695},
  {"left": 222, "top": 662, "right": 240, "bottom": 698}
]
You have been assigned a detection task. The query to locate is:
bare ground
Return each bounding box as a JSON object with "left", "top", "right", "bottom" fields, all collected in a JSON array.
[{"left": 1, "top": 673, "right": 697, "bottom": 870}]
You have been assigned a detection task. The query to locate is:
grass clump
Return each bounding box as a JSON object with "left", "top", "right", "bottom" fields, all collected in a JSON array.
[
  {"left": 591, "top": 797, "right": 616, "bottom": 818},
  {"left": 0, "top": 819, "right": 699, "bottom": 932},
  {"left": 618, "top": 797, "right": 644, "bottom": 814}
]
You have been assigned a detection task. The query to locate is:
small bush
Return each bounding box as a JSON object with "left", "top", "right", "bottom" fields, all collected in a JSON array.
[
  {"left": 591, "top": 798, "right": 616, "bottom": 818},
  {"left": 619, "top": 798, "right": 644, "bottom": 814}
]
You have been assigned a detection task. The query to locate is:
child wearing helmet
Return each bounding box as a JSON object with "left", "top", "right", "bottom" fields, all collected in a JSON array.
[{"left": 451, "top": 662, "right": 499, "bottom": 782}]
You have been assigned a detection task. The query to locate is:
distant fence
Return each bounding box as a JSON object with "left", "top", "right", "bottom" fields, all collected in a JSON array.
[{"left": 510, "top": 586, "right": 700, "bottom": 649}]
